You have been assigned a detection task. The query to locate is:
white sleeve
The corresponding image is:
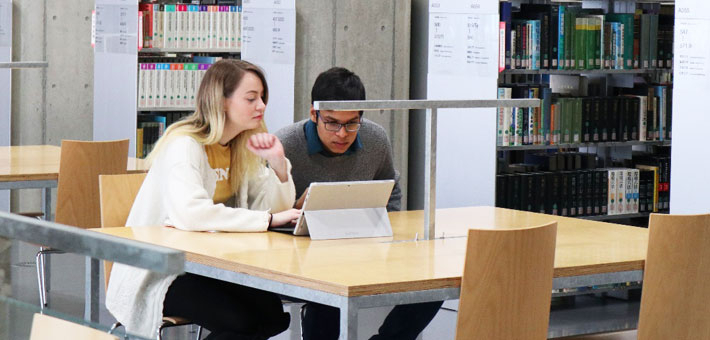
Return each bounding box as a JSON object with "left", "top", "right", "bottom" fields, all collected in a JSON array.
[{"left": 246, "top": 158, "right": 296, "bottom": 212}]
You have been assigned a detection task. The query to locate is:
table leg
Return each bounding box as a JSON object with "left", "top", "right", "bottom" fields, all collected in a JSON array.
[
  {"left": 84, "top": 257, "right": 100, "bottom": 322},
  {"left": 339, "top": 298, "right": 358, "bottom": 340},
  {"left": 43, "top": 187, "right": 52, "bottom": 221}
]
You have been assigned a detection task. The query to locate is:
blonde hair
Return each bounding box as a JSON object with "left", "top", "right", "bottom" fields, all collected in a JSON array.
[{"left": 147, "top": 59, "right": 269, "bottom": 194}]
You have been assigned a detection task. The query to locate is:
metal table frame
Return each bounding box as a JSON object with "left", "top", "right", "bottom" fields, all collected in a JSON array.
[
  {"left": 314, "top": 99, "right": 539, "bottom": 241},
  {"left": 0, "top": 180, "right": 55, "bottom": 221},
  {"left": 178, "top": 262, "right": 642, "bottom": 340}
]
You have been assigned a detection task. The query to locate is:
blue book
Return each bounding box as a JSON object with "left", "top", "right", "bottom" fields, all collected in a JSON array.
[
  {"left": 558, "top": 5, "right": 565, "bottom": 69},
  {"left": 532, "top": 20, "right": 541, "bottom": 70},
  {"left": 655, "top": 86, "right": 665, "bottom": 141}
]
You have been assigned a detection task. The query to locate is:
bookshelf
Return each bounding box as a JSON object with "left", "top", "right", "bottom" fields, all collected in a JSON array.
[
  {"left": 140, "top": 47, "right": 240, "bottom": 53},
  {"left": 501, "top": 68, "right": 670, "bottom": 75},
  {"left": 581, "top": 212, "right": 650, "bottom": 221},
  {"left": 93, "top": 0, "right": 296, "bottom": 158},
  {"left": 494, "top": 0, "right": 674, "bottom": 223},
  {"left": 498, "top": 140, "right": 671, "bottom": 151}
]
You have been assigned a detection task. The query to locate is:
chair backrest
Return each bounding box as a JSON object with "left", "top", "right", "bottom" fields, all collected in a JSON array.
[
  {"left": 637, "top": 213, "right": 710, "bottom": 339},
  {"left": 99, "top": 173, "right": 147, "bottom": 289},
  {"left": 455, "top": 222, "right": 557, "bottom": 340},
  {"left": 55, "top": 139, "right": 129, "bottom": 229},
  {"left": 30, "top": 313, "right": 119, "bottom": 340}
]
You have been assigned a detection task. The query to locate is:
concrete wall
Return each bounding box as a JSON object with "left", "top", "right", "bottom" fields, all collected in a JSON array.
[
  {"left": 10, "top": 0, "right": 94, "bottom": 213},
  {"left": 11, "top": 0, "right": 411, "bottom": 212},
  {"left": 295, "top": 0, "right": 411, "bottom": 208}
]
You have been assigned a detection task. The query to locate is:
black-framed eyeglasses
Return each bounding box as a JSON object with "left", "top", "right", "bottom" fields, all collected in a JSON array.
[{"left": 316, "top": 111, "right": 361, "bottom": 132}]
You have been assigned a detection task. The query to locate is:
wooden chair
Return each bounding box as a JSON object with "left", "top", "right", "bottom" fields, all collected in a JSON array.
[
  {"left": 560, "top": 213, "right": 710, "bottom": 340},
  {"left": 99, "top": 173, "right": 202, "bottom": 340},
  {"left": 30, "top": 313, "right": 119, "bottom": 340},
  {"left": 36, "top": 139, "right": 129, "bottom": 308},
  {"left": 456, "top": 222, "right": 557, "bottom": 340}
]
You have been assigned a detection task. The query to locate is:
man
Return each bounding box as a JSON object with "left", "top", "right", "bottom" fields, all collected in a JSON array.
[{"left": 275, "top": 67, "right": 442, "bottom": 340}]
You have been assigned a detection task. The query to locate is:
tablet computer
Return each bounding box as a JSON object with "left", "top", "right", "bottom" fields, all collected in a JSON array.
[{"left": 290, "top": 180, "right": 395, "bottom": 237}]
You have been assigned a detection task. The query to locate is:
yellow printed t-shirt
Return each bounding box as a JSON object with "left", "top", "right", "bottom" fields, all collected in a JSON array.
[{"left": 204, "top": 143, "right": 233, "bottom": 204}]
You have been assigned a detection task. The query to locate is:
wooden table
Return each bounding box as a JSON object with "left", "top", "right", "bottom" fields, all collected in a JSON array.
[
  {"left": 0, "top": 145, "right": 145, "bottom": 219},
  {"left": 94, "top": 206, "right": 648, "bottom": 340}
]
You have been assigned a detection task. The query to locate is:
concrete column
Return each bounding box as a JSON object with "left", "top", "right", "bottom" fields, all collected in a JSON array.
[{"left": 295, "top": 0, "right": 411, "bottom": 208}]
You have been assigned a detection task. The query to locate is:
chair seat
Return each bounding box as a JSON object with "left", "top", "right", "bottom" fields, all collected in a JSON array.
[
  {"left": 17, "top": 212, "right": 45, "bottom": 218},
  {"left": 558, "top": 329, "right": 637, "bottom": 340},
  {"left": 162, "top": 316, "right": 192, "bottom": 326}
]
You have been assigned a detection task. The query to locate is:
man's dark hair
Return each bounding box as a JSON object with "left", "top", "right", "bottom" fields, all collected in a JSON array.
[{"left": 311, "top": 67, "right": 366, "bottom": 115}]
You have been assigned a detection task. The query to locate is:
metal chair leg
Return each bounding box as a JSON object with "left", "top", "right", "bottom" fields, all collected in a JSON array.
[
  {"left": 108, "top": 322, "right": 123, "bottom": 334},
  {"left": 34, "top": 247, "right": 64, "bottom": 308},
  {"left": 35, "top": 248, "right": 47, "bottom": 308}
]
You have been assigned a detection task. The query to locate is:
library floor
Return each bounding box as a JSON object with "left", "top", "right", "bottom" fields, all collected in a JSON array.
[{"left": 2, "top": 239, "right": 640, "bottom": 340}]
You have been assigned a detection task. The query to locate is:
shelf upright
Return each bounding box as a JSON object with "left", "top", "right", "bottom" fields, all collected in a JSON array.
[{"left": 93, "top": 0, "right": 139, "bottom": 156}]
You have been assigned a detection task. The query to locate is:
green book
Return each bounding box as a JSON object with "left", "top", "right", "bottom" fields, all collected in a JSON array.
[
  {"left": 565, "top": 8, "right": 576, "bottom": 69},
  {"left": 562, "top": 98, "right": 571, "bottom": 143},
  {"left": 575, "top": 17, "right": 586, "bottom": 70},
  {"left": 572, "top": 98, "right": 583, "bottom": 143}
]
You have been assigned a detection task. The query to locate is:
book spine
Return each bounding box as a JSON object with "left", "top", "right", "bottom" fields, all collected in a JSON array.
[
  {"left": 541, "top": 13, "right": 549, "bottom": 69},
  {"left": 650, "top": 14, "right": 658, "bottom": 68},
  {"left": 575, "top": 17, "right": 585, "bottom": 70},
  {"left": 542, "top": 87, "right": 552, "bottom": 144},
  {"left": 573, "top": 98, "right": 582, "bottom": 143},
  {"left": 558, "top": 5, "right": 565, "bottom": 70},
  {"left": 550, "top": 5, "right": 559, "bottom": 69},
  {"left": 638, "top": 96, "right": 647, "bottom": 141},
  {"left": 497, "top": 88, "right": 505, "bottom": 146}
]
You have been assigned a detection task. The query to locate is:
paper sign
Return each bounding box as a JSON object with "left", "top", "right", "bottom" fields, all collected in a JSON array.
[
  {"left": 0, "top": 1, "right": 9, "bottom": 48},
  {"left": 94, "top": 3, "right": 137, "bottom": 54}
]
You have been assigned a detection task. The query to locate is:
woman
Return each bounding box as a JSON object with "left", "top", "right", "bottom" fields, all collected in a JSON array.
[{"left": 106, "top": 59, "right": 300, "bottom": 340}]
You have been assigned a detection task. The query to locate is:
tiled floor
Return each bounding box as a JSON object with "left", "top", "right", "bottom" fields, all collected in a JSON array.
[{"left": 3, "top": 239, "right": 640, "bottom": 340}]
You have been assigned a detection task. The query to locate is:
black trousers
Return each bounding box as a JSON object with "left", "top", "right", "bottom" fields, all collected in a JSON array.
[
  {"left": 163, "top": 273, "right": 290, "bottom": 340},
  {"left": 300, "top": 301, "right": 444, "bottom": 340}
]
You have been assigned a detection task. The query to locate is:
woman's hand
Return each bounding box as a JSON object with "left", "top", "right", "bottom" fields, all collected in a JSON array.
[
  {"left": 270, "top": 208, "right": 301, "bottom": 227},
  {"left": 247, "top": 133, "right": 288, "bottom": 182}
]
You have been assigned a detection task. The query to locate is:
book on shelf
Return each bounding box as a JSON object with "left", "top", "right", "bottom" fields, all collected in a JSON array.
[
  {"left": 138, "top": 56, "right": 225, "bottom": 109},
  {"left": 135, "top": 112, "right": 192, "bottom": 158},
  {"left": 496, "top": 149, "right": 670, "bottom": 217},
  {"left": 497, "top": 84, "right": 673, "bottom": 147},
  {"left": 139, "top": 2, "right": 241, "bottom": 50},
  {"left": 498, "top": 1, "right": 673, "bottom": 71}
]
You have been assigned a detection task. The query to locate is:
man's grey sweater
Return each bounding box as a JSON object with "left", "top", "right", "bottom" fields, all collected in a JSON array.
[{"left": 275, "top": 118, "right": 402, "bottom": 211}]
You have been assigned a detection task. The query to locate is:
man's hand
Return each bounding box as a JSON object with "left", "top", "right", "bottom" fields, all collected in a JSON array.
[{"left": 294, "top": 188, "right": 309, "bottom": 209}]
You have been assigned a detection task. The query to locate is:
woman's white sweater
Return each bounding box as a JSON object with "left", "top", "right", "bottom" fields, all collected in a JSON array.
[{"left": 105, "top": 136, "right": 295, "bottom": 338}]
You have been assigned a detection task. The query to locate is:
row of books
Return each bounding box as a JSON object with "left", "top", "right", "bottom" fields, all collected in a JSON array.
[
  {"left": 496, "top": 85, "right": 672, "bottom": 146},
  {"left": 139, "top": 3, "right": 241, "bottom": 50},
  {"left": 499, "top": 2, "right": 673, "bottom": 70},
  {"left": 496, "top": 167, "right": 667, "bottom": 217},
  {"left": 136, "top": 112, "right": 192, "bottom": 158},
  {"left": 138, "top": 59, "right": 216, "bottom": 109}
]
